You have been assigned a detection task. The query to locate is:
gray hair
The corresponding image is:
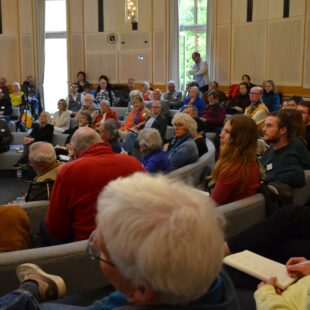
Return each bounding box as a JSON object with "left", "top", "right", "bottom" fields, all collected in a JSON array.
[
  {"left": 168, "top": 80, "right": 176, "bottom": 86},
  {"left": 96, "top": 173, "right": 224, "bottom": 304},
  {"left": 71, "top": 127, "right": 102, "bottom": 156},
  {"left": 172, "top": 112, "right": 197, "bottom": 137},
  {"left": 40, "top": 111, "right": 52, "bottom": 124},
  {"left": 29, "top": 142, "right": 56, "bottom": 163},
  {"left": 100, "top": 99, "right": 110, "bottom": 107},
  {"left": 138, "top": 128, "right": 162, "bottom": 153},
  {"left": 129, "top": 90, "right": 141, "bottom": 101},
  {"left": 142, "top": 81, "right": 150, "bottom": 89},
  {"left": 99, "top": 119, "right": 119, "bottom": 139}
]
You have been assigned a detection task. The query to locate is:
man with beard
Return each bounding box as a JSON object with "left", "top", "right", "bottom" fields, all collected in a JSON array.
[{"left": 260, "top": 110, "right": 305, "bottom": 188}]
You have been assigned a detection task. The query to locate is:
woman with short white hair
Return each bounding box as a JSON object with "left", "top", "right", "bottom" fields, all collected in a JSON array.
[
  {"left": 166, "top": 112, "right": 199, "bottom": 171},
  {"left": 93, "top": 99, "right": 118, "bottom": 130},
  {"left": 138, "top": 128, "right": 170, "bottom": 173}
]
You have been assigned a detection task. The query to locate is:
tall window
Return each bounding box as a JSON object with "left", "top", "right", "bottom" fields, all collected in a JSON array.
[
  {"left": 179, "top": 0, "right": 207, "bottom": 90},
  {"left": 44, "top": 0, "right": 68, "bottom": 113}
]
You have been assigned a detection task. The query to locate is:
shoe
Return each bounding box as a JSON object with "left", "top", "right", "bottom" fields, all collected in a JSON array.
[{"left": 16, "top": 263, "right": 66, "bottom": 301}]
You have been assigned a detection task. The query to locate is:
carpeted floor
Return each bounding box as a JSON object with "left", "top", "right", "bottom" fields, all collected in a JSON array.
[{"left": 0, "top": 170, "right": 29, "bottom": 204}]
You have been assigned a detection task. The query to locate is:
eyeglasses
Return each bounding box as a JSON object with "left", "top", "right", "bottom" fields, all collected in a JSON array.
[
  {"left": 87, "top": 231, "right": 115, "bottom": 267},
  {"left": 173, "top": 123, "right": 185, "bottom": 128}
]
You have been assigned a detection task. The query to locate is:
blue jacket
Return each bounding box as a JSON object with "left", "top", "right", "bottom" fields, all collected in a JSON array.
[
  {"left": 262, "top": 92, "right": 281, "bottom": 112},
  {"left": 141, "top": 149, "right": 170, "bottom": 173},
  {"left": 167, "top": 134, "right": 199, "bottom": 171},
  {"left": 180, "top": 96, "right": 206, "bottom": 115}
]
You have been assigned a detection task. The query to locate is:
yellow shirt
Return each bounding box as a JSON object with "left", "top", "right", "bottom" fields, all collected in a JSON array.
[
  {"left": 9, "top": 91, "right": 24, "bottom": 107},
  {"left": 255, "top": 276, "right": 310, "bottom": 310},
  {"left": 244, "top": 103, "right": 269, "bottom": 131}
]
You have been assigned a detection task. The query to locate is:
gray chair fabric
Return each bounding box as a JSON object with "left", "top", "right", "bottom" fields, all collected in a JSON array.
[{"left": 292, "top": 170, "right": 310, "bottom": 206}]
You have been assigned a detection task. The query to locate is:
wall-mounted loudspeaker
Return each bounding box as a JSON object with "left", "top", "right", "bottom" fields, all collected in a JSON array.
[{"left": 107, "top": 33, "right": 118, "bottom": 44}]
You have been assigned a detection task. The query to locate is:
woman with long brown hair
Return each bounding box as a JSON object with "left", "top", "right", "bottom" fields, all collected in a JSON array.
[{"left": 209, "top": 115, "right": 261, "bottom": 205}]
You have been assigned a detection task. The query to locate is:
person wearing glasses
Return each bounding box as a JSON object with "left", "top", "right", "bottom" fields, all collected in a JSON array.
[
  {"left": 244, "top": 86, "right": 269, "bottom": 131},
  {"left": 0, "top": 173, "right": 239, "bottom": 309},
  {"left": 166, "top": 112, "right": 199, "bottom": 171}
]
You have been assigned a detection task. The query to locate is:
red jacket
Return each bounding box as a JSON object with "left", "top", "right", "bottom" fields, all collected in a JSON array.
[
  {"left": 45, "top": 142, "right": 144, "bottom": 241},
  {"left": 93, "top": 109, "right": 118, "bottom": 129}
]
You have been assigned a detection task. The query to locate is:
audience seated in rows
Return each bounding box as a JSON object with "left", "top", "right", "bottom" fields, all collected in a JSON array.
[
  {"left": 242, "top": 74, "right": 256, "bottom": 90},
  {"left": 282, "top": 95, "right": 303, "bottom": 110},
  {"left": 0, "top": 119, "right": 12, "bottom": 153},
  {"left": 244, "top": 86, "right": 269, "bottom": 131},
  {"left": 94, "top": 75, "right": 116, "bottom": 106},
  {"left": 164, "top": 80, "right": 182, "bottom": 109},
  {"left": 166, "top": 112, "right": 199, "bottom": 171},
  {"left": 151, "top": 88, "right": 170, "bottom": 118},
  {"left": 260, "top": 110, "right": 306, "bottom": 189},
  {"left": 75, "top": 94, "right": 99, "bottom": 126},
  {"left": 201, "top": 90, "right": 226, "bottom": 132},
  {"left": 208, "top": 115, "right": 260, "bottom": 206},
  {"left": 180, "top": 85, "right": 205, "bottom": 115},
  {"left": 52, "top": 99, "right": 71, "bottom": 133},
  {"left": 93, "top": 99, "right": 118, "bottom": 131},
  {"left": 138, "top": 128, "right": 170, "bottom": 173},
  {"left": 262, "top": 80, "right": 281, "bottom": 112},
  {"left": 66, "top": 82, "right": 84, "bottom": 116},
  {"left": 0, "top": 88, "right": 13, "bottom": 122},
  {"left": 0, "top": 77, "right": 10, "bottom": 98},
  {"left": 226, "top": 82, "right": 251, "bottom": 114},
  {"left": 0, "top": 173, "right": 239, "bottom": 309},
  {"left": 76, "top": 71, "right": 90, "bottom": 94},
  {"left": 14, "top": 112, "right": 54, "bottom": 168},
  {"left": 41, "top": 127, "right": 144, "bottom": 245},
  {"left": 24, "top": 142, "right": 62, "bottom": 202},
  {"left": 98, "top": 119, "right": 122, "bottom": 153},
  {"left": 183, "top": 105, "right": 206, "bottom": 133}
]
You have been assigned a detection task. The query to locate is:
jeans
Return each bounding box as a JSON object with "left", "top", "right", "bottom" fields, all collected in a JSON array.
[{"left": 0, "top": 289, "right": 85, "bottom": 310}]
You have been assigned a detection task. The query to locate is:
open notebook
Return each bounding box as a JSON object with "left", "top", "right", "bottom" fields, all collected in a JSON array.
[{"left": 223, "top": 250, "right": 298, "bottom": 290}]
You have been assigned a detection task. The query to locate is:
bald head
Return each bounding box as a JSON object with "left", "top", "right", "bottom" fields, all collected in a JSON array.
[{"left": 71, "top": 127, "right": 102, "bottom": 156}]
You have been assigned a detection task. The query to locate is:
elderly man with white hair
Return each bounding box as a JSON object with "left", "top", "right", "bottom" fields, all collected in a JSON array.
[
  {"left": 24, "top": 142, "right": 61, "bottom": 202},
  {"left": 164, "top": 80, "right": 182, "bottom": 108},
  {"left": 75, "top": 94, "right": 99, "bottom": 126},
  {"left": 41, "top": 127, "right": 144, "bottom": 246},
  {"left": 2, "top": 173, "right": 239, "bottom": 309}
]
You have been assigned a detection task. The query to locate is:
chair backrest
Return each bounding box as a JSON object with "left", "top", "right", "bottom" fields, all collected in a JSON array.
[
  {"left": 52, "top": 133, "right": 69, "bottom": 146},
  {"left": 168, "top": 138, "right": 216, "bottom": 187},
  {"left": 111, "top": 107, "right": 128, "bottom": 119},
  {"left": 292, "top": 170, "right": 310, "bottom": 206},
  {"left": 11, "top": 132, "right": 27, "bottom": 144}
]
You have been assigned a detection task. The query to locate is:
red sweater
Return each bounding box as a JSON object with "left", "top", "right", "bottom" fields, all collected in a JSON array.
[
  {"left": 211, "top": 162, "right": 260, "bottom": 206},
  {"left": 45, "top": 142, "right": 144, "bottom": 242}
]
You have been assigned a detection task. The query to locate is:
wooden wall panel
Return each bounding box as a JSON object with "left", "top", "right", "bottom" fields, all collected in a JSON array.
[
  {"left": 19, "top": 0, "right": 32, "bottom": 34},
  {"left": 267, "top": 18, "right": 304, "bottom": 85},
  {"left": 307, "top": 0, "right": 310, "bottom": 15},
  {"left": 70, "top": 34, "right": 84, "bottom": 81},
  {"left": 137, "top": 0, "right": 152, "bottom": 31},
  {"left": 253, "top": 0, "right": 268, "bottom": 21},
  {"left": 104, "top": 0, "right": 127, "bottom": 32},
  {"left": 85, "top": 33, "right": 117, "bottom": 51},
  {"left": 153, "top": 30, "right": 165, "bottom": 84},
  {"left": 268, "top": 0, "right": 283, "bottom": 20},
  {"left": 86, "top": 52, "right": 118, "bottom": 83},
  {"left": 232, "top": 22, "right": 267, "bottom": 84},
  {"left": 83, "top": 0, "right": 98, "bottom": 33},
  {"left": 20, "top": 34, "right": 33, "bottom": 79},
  {"left": 152, "top": 0, "right": 166, "bottom": 29},
  {"left": 217, "top": 0, "right": 231, "bottom": 25},
  {"left": 0, "top": 36, "right": 20, "bottom": 82},
  {"left": 119, "top": 51, "right": 151, "bottom": 83},
  {"left": 2, "top": 0, "right": 19, "bottom": 34},
  {"left": 119, "top": 32, "right": 151, "bottom": 50},
  {"left": 69, "top": 0, "right": 84, "bottom": 32},
  {"left": 215, "top": 25, "right": 231, "bottom": 85},
  {"left": 232, "top": 0, "right": 247, "bottom": 24},
  {"left": 303, "top": 16, "right": 310, "bottom": 87},
  {"left": 290, "top": 0, "right": 306, "bottom": 17}
]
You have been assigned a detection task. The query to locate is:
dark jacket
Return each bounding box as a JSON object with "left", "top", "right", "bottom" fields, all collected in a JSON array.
[
  {"left": 151, "top": 114, "right": 168, "bottom": 141},
  {"left": 29, "top": 123, "right": 54, "bottom": 143},
  {"left": 0, "top": 120, "right": 13, "bottom": 153},
  {"left": 0, "top": 96, "right": 13, "bottom": 118},
  {"left": 260, "top": 143, "right": 306, "bottom": 188}
]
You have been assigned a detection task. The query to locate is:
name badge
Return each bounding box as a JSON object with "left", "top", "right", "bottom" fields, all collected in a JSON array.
[
  {"left": 0, "top": 106, "right": 4, "bottom": 110},
  {"left": 0, "top": 129, "right": 5, "bottom": 132},
  {"left": 266, "top": 163, "right": 273, "bottom": 171}
]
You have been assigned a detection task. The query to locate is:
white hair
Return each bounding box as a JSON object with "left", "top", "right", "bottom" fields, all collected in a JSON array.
[
  {"left": 142, "top": 81, "right": 150, "bottom": 89},
  {"left": 129, "top": 90, "right": 141, "bottom": 101},
  {"left": 168, "top": 80, "right": 176, "bottom": 86},
  {"left": 100, "top": 99, "right": 110, "bottom": 107},
  {"left": 71, "top": 127, "right": 102, "bottom": 156},
  {"left": 96, "top": 173, "right": 224, "bottom": 304},
  {"left": 138, "top": 128, "right": 162, "bottom": 152},
  {"left": 29, "top": 142, "right": 56, "bottom": 163},
  {"left": 172, "top": 112, "right": 197, "bottom": 137},
  {"left": 40, "top": 111, "right": 52, "bottom": 124}
]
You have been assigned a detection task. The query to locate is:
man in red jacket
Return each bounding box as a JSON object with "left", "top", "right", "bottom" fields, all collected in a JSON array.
[{"left": 41, "top": 127, "right": 144, "bottom": 245}]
